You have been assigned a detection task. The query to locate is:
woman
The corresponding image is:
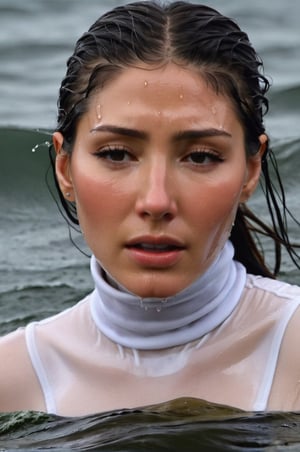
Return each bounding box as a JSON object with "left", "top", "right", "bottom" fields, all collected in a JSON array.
[{"left": 0, "top": 1, "right": 300, "bottom": 416}]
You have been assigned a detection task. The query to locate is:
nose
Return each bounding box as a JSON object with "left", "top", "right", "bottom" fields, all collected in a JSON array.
[{"left": 135, "top": 159, "right": 177, "bottom": 221}]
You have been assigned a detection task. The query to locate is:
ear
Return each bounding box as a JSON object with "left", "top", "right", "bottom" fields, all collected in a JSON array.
[
  {"left": 53, "top": 132, "right": 75, "bottom": 202},
  {"left": 239, "top": 134, "right": 268, "bottom": 203}
]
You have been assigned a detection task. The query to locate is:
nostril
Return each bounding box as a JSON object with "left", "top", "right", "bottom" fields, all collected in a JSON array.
[{"left": 140, "top": 209, "right": 175, "bottom": 222}]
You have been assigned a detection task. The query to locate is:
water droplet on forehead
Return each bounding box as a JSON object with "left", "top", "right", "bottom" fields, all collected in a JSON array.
[
  {"left": 144, "top": 80, "right": 148, "bottom": 87},
  {"left": 96, "top": 104, "right": 102, "bottom": 120},
  {"left": 179, "top": 93, "right": 184, "bottom": 100}
]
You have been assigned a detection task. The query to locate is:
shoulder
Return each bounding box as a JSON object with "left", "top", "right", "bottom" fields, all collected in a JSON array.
[
  {"left": 0, "top": 328, "right": 45, "bottom": 411},
  {"left": 229, "top": 275, "right": 300, "bottom": 336},
  {"left": 245, "top": 276, "right": 300, "bottom": 410},
  {"left": 245, "top": 274, "right": 300, "bottom": 302},
  {"left": 268, "top": 301, "right": 300, "bottom": 410},
  {"left": 0, "top": 294, "right": 92, "bottom": 413},
  {"left": 246, "top": 274, "right": 300, "bottom": 294},
  {"left": 34, "top": 293, "right": 93, "bottom": 338},
  {"left": 228, "top": 275, "right": 300, "bottom": 410},
  {"left": 235, "top": 274, "right": 300, "bottom": 318}
]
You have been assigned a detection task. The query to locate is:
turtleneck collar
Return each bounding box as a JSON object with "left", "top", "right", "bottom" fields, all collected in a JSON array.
[{"left": 90, "top": 241, "right": 246, "bottom": 350}]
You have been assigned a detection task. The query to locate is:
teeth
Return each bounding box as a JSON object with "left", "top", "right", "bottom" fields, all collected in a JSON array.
[{"left": 138, "top": 243, "right": 176, "bottom": 251}]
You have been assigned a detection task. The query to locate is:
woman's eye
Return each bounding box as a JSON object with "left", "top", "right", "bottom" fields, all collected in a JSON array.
[
  {"left": 185, "top": 151, "right": 223, "bottom": 165},
  {"left": 94, "top": 147, "right": 132, "bottom": 162}
]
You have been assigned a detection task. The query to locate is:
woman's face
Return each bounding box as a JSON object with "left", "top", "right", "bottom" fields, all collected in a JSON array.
[{"left": 55, "top": 63, "right": 264, "bottom": 298}]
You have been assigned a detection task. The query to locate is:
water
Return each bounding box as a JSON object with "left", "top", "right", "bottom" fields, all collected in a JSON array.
[
  {"left": 1, "top": 398, "right": 300, "bottom": 451},
  {"left": 1, "top": 0, "right": 300, "bottom": 449}
]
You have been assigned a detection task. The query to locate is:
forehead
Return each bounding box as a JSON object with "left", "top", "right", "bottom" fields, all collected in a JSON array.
[
  {"left": 85, "top": 63, "right": 241, "bottom": 133},
  {"left": 92, "top": 63, "right": 228, "bottom": 104}
]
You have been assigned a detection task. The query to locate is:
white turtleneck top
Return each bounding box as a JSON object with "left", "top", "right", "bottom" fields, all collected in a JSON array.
[
  {"left": 14, "top": 241, "right": 300, "bottom": 416},
  {"left": 90, "top": 241, "right": 246, "bottom": 350}
]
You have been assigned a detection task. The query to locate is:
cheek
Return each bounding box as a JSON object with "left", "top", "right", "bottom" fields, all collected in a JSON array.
[
  {"left": 71, "top": 169, "right": 123, "bottom": 230},
  {"left": 191, "top": 182, "right": 242, "bottom": 261},
  {"left": 191, "top": 180, "right": 243, "bottom": 228}
]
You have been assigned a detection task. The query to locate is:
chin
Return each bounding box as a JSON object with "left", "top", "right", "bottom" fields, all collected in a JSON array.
[{"left": 125, "top": 275, "right": 189, "bottom": 299}]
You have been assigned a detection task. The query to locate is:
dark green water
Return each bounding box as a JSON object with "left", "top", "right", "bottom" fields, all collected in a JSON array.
[
  {"left": 1, "top": 0, "right": 300, "bottom": 449},
  {"left": 1, "top": 398, "right": 300, "bottom": 451}
]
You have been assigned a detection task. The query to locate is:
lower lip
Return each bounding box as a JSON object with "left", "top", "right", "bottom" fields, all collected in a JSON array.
[{"left": 125, "top": 247, "right": 184, "bottom": 267}]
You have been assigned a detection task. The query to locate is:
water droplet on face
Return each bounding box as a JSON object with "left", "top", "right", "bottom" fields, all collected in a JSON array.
[
  {"left": 127, "top": 100, "right": 131, "bottom": 105},
  {"left": 179, "top": 93, "right": 184, "bottom": 100},
  {"left": 144, "top": 80, "right": 148, "bottom": 87},
  {"left": 211, "top": 106, "right": 217, "bottom": 115},
  {"left": 96, "top": 104, "right": 102, "bottom": 120}
]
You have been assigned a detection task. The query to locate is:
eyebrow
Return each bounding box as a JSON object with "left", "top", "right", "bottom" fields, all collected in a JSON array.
[
  {"left": 90, "top": 124, "right": 232, "bottom": 140},
  {"left": 173, "top": 128, "right": 232, "bottom": 140},
  {"left": 90, "top": 125, "right": 147, "bottom": 139}
]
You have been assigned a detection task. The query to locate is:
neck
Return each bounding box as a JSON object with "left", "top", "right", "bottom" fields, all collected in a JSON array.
[{"left": 90, "top": 241, "right": 246, "bottom": 350}]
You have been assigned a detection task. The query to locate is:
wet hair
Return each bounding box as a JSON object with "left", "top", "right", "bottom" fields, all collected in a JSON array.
[{"left": 49, "top": 0, "right": 300, "bottom": 278}]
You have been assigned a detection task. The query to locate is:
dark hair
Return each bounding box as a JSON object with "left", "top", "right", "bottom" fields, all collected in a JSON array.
[{"left": 50, "top": 0, "right": 300, "bottom": 277}]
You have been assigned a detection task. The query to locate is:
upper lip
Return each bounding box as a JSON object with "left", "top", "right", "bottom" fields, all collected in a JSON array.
[{"left": 125, "top": 235, "right": 185, "bottom": 249}]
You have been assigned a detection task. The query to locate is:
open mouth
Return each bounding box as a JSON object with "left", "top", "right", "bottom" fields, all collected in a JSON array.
[
  {"left": 127, "top": 243, "right": 184, "bottom": 252},
  {"left": 125, "top": 238, "right": 185, "bottom": 267}
]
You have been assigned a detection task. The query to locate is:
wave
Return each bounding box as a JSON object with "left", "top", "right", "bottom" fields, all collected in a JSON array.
[
  {"left": 0, "top": 127, "right": 53, "bottom": 201},
  {"left": 0, "top": 283, "right": 89, "bottom": 336},
  {"left": 0, "top": 398, "right": 300, "bottom": 451},
  {"left": 269, "top": 83, "right": 300, "bottom": 113}
]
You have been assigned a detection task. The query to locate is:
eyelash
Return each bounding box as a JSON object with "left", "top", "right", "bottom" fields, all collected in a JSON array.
[
  {"left": 93, "top": 146, "right": 133, "bottom": 163},
  {"left": 183, "top": 150, "right": 224, "bottom": 165},
  {"left": 93, "top": 146, "right": 224, "bottom": 166}
]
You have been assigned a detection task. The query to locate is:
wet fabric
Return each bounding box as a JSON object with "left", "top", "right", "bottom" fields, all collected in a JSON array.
[
  {"left": 22, "top": 246, "right": 300, "bottom": 415},
  {"left": 90, "top": 241, "right": 246, "bottom": 349}
]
